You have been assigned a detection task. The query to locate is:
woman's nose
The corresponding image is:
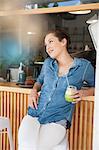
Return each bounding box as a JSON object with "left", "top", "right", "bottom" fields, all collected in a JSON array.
[{"left": 46, "top": 45, "right": 50, "bottom": 51}]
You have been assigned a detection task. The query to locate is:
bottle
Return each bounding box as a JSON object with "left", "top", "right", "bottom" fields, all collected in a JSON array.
[
  {"left": 84, "top": 45, "right": 90, "bottom": 51},
  {"left": 53, "top": 2, "right": 58, "bottom": 7},
  {"left": 18, "top": 62, "right": 26, "bottom": 84},
  {"left": 6, "top": 69, "right": 10, "bottom": 82}
]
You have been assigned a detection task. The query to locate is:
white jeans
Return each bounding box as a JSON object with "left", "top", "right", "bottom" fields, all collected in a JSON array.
[{"left": 18, "top": 115, "right": 69, "bottom": 150}]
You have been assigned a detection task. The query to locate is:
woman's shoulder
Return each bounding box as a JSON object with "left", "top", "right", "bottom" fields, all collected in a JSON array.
[
  {"left": 75, "top": 57, "right": 91, "bottom": 65},
  {"left": 43, "top": 57, "right": 54, "bottom": 65}
]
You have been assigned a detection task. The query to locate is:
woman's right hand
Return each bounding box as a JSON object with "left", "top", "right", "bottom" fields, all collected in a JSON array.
[{"left": 28, "top": 89, "right": 39, "bottom": 109}]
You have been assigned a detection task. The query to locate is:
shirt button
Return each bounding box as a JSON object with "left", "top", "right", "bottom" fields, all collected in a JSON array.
[
  {"left": 43, "top": 106, "right": 46, "bottom": 110},
  {"left": 49, "top": 98, "right": 51, "bottom": 101}
]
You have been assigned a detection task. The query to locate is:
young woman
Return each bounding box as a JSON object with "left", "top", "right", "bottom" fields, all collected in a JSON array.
[{"left": 18, "top": 29, "right": 95, "bottom": 150}]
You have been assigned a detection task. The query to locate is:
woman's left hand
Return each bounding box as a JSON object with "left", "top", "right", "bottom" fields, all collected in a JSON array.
[{"left": 71, "top": 90, "right": 82, "bottom": 104}]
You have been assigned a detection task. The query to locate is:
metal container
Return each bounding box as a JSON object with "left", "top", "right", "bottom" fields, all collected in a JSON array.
[{"left": 9, "top": 68, "right": 19, "bottom": 82}]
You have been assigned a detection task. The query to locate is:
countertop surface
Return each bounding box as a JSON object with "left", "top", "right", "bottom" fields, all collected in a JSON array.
[
  {"left": 0, "top": 82, "right": 31, "bottom": 94},
  {"left": 0, "top": 82, "right": 94, "bottom": 101}
]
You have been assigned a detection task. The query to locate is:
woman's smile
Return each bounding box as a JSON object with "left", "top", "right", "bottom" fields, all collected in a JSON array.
[{"left": 47, "top": 48, "right": 54, "bottom": 55}]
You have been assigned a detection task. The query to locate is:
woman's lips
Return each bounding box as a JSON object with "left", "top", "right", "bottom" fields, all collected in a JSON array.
[{"left": 48, "top": 49, "right": 54, "bottom": 54}]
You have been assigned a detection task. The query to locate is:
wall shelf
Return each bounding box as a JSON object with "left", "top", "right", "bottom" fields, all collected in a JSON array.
[{"left": 0, "top": 3, "right": 99, "bottom": 16}]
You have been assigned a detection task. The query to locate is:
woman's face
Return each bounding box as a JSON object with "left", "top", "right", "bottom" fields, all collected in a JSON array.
[{"left": 44, "top": 33, "right": 67, "bottom": 59}]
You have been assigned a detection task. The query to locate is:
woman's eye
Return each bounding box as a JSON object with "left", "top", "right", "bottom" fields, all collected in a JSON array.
[{"left": 49, "top": 40, "right": 53, "bottom": 43}]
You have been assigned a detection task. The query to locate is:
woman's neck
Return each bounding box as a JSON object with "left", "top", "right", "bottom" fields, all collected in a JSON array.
[
  {"left": 57, "top": 50, "right": 74, "bottom": 76},
  {"left": 57, "top": 51, "right": 73, "bottom": 67}
]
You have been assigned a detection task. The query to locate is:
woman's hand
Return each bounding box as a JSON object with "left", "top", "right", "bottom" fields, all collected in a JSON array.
[
  {"left": 71, "top": 87, "right": 94, "bottom": 104},
  {"left": 28, "top": 89, "right": 39, "bottom": 109},
  {"left": 70, "top": 90, "right": 82, "bottom": 104}
]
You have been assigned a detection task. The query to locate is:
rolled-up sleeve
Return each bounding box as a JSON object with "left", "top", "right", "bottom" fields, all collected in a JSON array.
[
  {"left": 83, "top": 62, "right": 95, "bottom": 87},
  {"left": 36, "top": 59, "right": 47, "bottom": 85}
]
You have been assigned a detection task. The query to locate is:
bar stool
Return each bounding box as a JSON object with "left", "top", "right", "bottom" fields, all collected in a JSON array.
[{"left": 0, "top": 117, "right": 14, "bottom": 150}]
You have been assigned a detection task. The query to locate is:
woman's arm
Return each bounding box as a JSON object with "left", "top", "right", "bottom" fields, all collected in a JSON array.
[
  {"left": 33, "top": 82, "right": 42, "bottom": 92},
  {"left": 78, "top": 87, "right": 95, "bottom": 97},
  {"left": 71, "top": 87, "right": 95, "bottom": 103}
]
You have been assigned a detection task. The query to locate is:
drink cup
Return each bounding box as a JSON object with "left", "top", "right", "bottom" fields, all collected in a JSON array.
[{"left": 65, "top": 85, "right": 77, "bottom": 102}]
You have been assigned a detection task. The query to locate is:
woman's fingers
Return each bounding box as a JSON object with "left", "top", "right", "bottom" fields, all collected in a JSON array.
[
  {"left": 32, "top": 99, "right": 38, "bottom": 109},
  {"left": 72, "top": 97, "right": 81, "bottom": 104},
  {"left": 28, "top": 95, "right": 34, "bottom": 108},
  {"left": 28, "top": 93, "right": 38, "bottom": 109},
  {"left": 71, "top": 92, "right": 81, "bottom": 104}
]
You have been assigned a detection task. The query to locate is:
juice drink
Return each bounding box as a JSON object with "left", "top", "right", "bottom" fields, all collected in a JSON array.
[{"left": 65, "top": 85, "right": 77, "bottom": 102}]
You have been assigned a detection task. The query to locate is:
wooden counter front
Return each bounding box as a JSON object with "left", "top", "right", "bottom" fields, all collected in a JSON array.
[
  {"left": 0, "top": 82, "right": 94, "bottom": 150},
  {"left": 0, "top": 82, "right": 31, "bottom": 150}
]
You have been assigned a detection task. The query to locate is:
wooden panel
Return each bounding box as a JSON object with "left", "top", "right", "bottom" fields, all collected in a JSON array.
[
  {"left": 68, "top": 100, "right": 94, "bottom": 150},
  {"left": 0, "top": 91, "right": 28, "bottom": 150},
  {"left": 0, "top": 90, "right": 94, "bottom": 150}
]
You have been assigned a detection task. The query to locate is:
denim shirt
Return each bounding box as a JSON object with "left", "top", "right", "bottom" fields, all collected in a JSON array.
[{"left": 28, "top": 57, "right": 95, "bottom": 125}]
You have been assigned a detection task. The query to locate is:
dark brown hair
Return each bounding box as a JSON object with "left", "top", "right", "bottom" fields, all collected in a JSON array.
[{"left": 45, "top": 28, "right": 71, "bottom": 49}]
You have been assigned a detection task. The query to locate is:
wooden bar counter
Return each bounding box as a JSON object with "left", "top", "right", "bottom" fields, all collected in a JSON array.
[
  {"left": 0, "top": 82, "right": 31, "bottom": 150},
  {"left": 0, "top": 82, "right": 94, "bottom": 150}
]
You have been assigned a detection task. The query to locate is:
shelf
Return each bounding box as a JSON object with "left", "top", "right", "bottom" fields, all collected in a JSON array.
[{"left": 0, "top": 3, "right": 99, "bottom": 16}]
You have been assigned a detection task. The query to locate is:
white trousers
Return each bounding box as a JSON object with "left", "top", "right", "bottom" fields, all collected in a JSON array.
[{"left": 18, "top": 115, "right": 69, "bottom": 150}]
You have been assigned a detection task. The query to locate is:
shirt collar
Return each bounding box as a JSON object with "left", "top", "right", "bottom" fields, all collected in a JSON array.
[
  {"left": 49, "top": 57, "right": 81, "bottom": 75},
  {"left": 50, "top": 59, "right": 58, "bottom": 72},
  {"left": 70, "top": 57, "right": 81, "bottom": 68}
]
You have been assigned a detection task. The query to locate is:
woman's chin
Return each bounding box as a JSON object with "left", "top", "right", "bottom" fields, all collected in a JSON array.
[{"left": 49, "top": 54, "right": 55, "bottom": 59}]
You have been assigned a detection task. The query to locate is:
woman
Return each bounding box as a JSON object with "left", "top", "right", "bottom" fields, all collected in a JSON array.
[{"left": 18, "top": 29, "right": 95, "bottom": 150}]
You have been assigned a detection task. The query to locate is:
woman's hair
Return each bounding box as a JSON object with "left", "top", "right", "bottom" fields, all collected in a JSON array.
[{"left": 45, "top": 28, "right": 71, "bottom": 49}]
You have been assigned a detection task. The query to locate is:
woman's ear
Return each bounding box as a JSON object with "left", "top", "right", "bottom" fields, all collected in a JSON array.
[{"left": 61, "top": 38, "right": 67, "bottom": 46}]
